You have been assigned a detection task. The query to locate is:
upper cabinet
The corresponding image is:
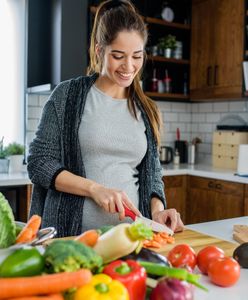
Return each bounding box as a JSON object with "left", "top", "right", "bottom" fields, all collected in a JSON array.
[{"left": 190, "top": 0, "right": 245, "bottom": 100}]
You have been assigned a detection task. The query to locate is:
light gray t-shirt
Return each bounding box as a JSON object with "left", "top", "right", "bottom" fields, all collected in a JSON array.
[{"left": 78, "top": 85, "right": 147, "bottom": 230}]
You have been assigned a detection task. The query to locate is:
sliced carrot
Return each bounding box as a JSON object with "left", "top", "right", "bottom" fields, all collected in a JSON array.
[
  {"left": 16, "top": 215, "right": 41, "bottom": 244},
  {"left": 8, "top": 294, "right": 64, "bottom": 300},
  {"left": 75, "top": 229, "right": 99, "bottom": 247},
  {"left": 143, "top": 231, "right": 175, "bottom": 249},
  {"left": 0, "top": 269, "right": 92, "bottom": 299}
]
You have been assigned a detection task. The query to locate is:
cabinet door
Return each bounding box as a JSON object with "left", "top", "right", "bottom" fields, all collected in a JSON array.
[
  {"left": 163, "top": 175, "right": 186, "bottom": 224},
  {"left": 245, "top": 184, "right": 248, "bottom": 215},
  {"left": 190, "top": 0, "right": 245, "bottom": 100},
  {"left": 214, "top": 179, "right": 244, "bottom": 219},
  {"left": 187, "top": 176, "right": 216, "bottom": 223},
  {"left": 213, "top": 0, "right": 244, "bottom": 98},
  {"left": 187, "top": 176, "right": 245, "bottom": 224},
  {"left": 190, "top": 0, "right": 215, "bottom": 99}
]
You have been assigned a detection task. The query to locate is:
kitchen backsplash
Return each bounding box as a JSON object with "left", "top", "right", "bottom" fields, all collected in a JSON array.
[{"left": 27, "top": 93, "right": 248, "bottom": 165}]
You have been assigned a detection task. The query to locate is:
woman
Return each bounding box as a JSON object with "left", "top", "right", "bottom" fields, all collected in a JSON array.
[{"left": 28, "top": 0, "right": 184, "bottom": 237}]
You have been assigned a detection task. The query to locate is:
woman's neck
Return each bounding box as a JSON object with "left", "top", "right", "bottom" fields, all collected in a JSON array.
[{"left": 95, "top": 76, "right": 127, "bottom": 99}]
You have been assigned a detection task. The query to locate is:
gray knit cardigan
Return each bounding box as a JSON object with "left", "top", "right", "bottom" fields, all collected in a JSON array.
[{"left": 27, "top": 74, "right": 166, "bottom": 237}]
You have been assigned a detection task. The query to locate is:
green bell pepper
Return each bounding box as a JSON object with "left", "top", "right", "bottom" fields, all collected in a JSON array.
[{"left": 0, "top": 247, "right": 44, "bottom": 277}]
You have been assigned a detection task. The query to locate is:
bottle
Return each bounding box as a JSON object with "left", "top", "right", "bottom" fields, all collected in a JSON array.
[
  {"left": 164, "top": 69, "right": 172, "bottom": 93},
  {"left": 173, "top": 149, "right": 180, "bottom": 165},
  {"left": 183, "top": 72, "right": 188, "bottom": 95},
  {"left": 151, "top": 69, "right": 158, "bottom": 92}
]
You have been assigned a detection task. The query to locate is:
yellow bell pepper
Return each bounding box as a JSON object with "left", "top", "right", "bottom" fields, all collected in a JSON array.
[{"left": 74, "top": 273, "right": 129, "bottom": 300}]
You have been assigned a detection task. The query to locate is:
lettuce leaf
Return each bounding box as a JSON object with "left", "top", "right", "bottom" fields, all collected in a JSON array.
[
  {"left": 0, "top": 192, "right": 16, "bottom": 248},
  {"left": 128, "top": 220, "right": 153, "bottom": 240}
]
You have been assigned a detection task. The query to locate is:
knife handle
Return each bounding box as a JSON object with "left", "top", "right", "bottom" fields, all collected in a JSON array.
[{"left": 115, "top": 205, "right": 136, "bottom": 221}]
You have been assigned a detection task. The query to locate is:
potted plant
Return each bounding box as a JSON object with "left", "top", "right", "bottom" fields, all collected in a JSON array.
[
  {"left": 5, "top": 142, "right": 25, "bottom": 173},
  {"left": 0, "top": 137, "right": 9, "bottom": 173},
  {"left": 158, "top": 34, "right": 177, "bottom": 58}
]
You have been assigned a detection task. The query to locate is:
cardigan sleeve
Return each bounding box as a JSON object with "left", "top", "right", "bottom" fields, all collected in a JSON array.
[
  {"left": 27, "top": 82, "right": 69, "bottom": 189},
  {"left": 150, "top": 149, "right": 167, "bottom": 209}
]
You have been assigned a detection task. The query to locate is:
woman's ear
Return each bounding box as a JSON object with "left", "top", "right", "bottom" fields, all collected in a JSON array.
[{"left": 95, "top": 43, "right": 101, "bottom": 57}]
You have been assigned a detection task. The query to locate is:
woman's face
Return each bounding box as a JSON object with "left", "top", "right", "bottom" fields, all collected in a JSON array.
[{"left": 99, "top": 30, "right": 145, "bottom": 89}]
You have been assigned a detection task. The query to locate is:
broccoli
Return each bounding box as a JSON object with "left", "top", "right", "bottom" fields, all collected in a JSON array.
[
  {"left": 0, "top": 192, "right": 16, "bottom": 248},
  {"left": 44, "top": 239, "right": 103, "bottom": 274}
]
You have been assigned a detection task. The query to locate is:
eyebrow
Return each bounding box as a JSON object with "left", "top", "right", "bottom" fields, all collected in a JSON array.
[{"left": 111, "top": 50, "right": 143, "bottom": 54}]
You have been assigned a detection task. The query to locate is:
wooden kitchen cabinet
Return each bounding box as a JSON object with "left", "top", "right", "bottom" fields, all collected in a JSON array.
[
  {"left": 187, "top": 176, "right": 245, "bottom": 224},
  {"left": 244, "top": 184, "right": 248, "bottom": 215},
  {"left": 163, "top": 175, "right": 187, "bottom": 224},
  {"left": 190, "top": 0, "right": 244, "bottom": 100}
]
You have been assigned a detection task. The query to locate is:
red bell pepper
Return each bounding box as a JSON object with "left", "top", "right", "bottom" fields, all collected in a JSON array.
[{"left": 103, "top": 259, "right": 147, "bottom": 300}]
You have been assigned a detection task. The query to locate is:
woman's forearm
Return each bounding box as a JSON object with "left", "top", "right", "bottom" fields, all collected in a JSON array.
[
  {"left": 54, "top": 170, "right": 99, "bottom": 198},
  {"left": 151, "top": 197, "right": 164, "bottom": 216}
]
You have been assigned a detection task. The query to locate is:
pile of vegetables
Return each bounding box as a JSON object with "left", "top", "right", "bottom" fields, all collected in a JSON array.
[
  {"left": 0, "top": 192, "right": 41, "bottom": 248},
  {"left": 0, "top": 195, "right": 244, "bottom": 299}
]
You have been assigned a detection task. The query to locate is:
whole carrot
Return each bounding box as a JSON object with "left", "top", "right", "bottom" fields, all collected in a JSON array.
[
  {"left": 75, "top": 229, "right": 99, "bottom": 247},
  {"left": 7, "top": 294, "right": 64, "bottom": 300},
  {"left": 16, "top": 215, "right": 41, "bottom": 244},
  {"left": 0, "top": 269, "right": 92, "bottom": 299}
]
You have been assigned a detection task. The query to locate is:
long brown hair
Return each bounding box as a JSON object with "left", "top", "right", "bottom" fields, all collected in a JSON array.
[{"left": 88, "top": 0, "right": 162, "bottom": 145}]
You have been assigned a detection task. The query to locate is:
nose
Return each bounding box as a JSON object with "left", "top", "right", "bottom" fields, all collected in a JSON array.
[{"left": 122, "top": 57, "right": 133, "bottom": 71}]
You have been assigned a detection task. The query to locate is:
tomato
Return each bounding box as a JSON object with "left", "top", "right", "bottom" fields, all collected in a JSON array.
[
  {"left": 208, "top": 257, "right": 240, "bottom": 287},
  {"left": 196, "top": 246, "right": 225, "bottom": 274},
  {"left": 167, "top": 244, "right": 197, "bottom": 269}
]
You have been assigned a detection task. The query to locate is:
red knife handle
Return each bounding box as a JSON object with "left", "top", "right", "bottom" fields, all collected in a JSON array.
[{"left": 115, "top": 204, "right": 136, "bottom": 221}]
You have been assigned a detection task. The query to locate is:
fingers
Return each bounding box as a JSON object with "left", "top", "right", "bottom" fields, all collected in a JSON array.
[
  {"left": 152, "top": 209, "right": 184, "bottom": 233},
  {"left": 121, "top": 192, "right": 141, "bottom": 217}
]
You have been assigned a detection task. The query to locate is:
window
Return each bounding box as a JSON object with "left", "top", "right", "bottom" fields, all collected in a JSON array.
[{"left": 0, "top": 0, "right": 26, "bottom": 145}]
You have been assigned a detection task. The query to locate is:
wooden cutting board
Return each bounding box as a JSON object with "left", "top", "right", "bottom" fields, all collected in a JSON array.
[
  {"left": 156, "top": 229, "right": 238, "bottom": 257},
  {"left": 233, "top": 225, "right": 248, "bottom": 244}
]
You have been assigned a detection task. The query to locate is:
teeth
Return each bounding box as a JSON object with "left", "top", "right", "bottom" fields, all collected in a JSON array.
[{"left": 118, "top": 72, "right": 133, "bottom": 78}]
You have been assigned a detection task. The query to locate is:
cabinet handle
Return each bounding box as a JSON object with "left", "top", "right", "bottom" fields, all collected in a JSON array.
[
  {"left": 207, "top": 66, "right": 212, "bottom": 86},
  {"left": 208, "top": 181, "right": 215, "bottom": 189},
  {"left": 215, "top": 183, "right": 222, "bottom": 190},
  {"left": 214, "top": 65, "right": 218, "bottom": 85}
]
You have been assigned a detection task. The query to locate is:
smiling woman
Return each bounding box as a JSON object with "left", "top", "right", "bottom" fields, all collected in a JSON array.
[{"left": 0, "top": 0, "right": 26, "bottom": 145}]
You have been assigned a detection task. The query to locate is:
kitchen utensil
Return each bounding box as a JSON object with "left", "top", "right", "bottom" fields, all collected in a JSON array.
[
  {"left": 176, "top": 128, "right": 180, "bottom": 141},
  {"left": 175, "top": 140, "right": 188, "bottom": 163},
  {"left": 159, "top": 146, "right": 173, "bottom": 164},
  {"left": 123, "top": 206, "right": 174, "bottom": 235}
]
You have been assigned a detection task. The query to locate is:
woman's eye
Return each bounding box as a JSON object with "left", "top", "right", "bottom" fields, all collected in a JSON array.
[
  {"left": 133, "top": 56, "right": 142, "bottom": 60},
  {"left": 112, "top": 55, "right": 123, "bottom": 60}
]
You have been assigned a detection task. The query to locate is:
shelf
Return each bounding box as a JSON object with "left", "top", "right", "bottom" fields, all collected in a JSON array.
[
  {"left": 90, "top": 6, "right": 190, "bottom": 31},
  {"left": 145, "top": 17, "right": 190, "bottom": 30},
  {"left": 145, "top": 92, "right": 190, "bottom": 100},
  {"left": 147, "top": 55, "right": 189, "bottom": 65}
]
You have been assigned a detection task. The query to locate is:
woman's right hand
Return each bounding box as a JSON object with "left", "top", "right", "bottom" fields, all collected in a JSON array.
[{"left": 89, "top": 183, "right": 141, "bottom": 220}]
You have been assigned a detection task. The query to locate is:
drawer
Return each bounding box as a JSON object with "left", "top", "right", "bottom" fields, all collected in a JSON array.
[
  {"left": 213, "top": 131, "right": 248, "bottom": 145},
  {"left": 212, "top": 155, "right": 237, "bottom": 170},
  {"left": 212, "top": 144, "right": 239, "bottom": 157},
  {"left": 215, "top": 180, "right": 244, "bottom": 197}
]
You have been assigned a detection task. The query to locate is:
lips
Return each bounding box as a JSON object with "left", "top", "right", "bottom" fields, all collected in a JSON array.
[{"left": 116, "top": 71, "right": 134, "bottom": 80}]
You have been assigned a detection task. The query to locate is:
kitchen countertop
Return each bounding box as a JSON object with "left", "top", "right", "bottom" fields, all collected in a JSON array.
[
  {"left": 162, "top": 163, "right": 248, "bottom": 184},
  {"left": 0, "top": 163, "right": 248, "bottom": 186},
  {"left": 0, "top": 172, "right": 31, "bottom": 186},
  {"left": 187, "top": 217, "right": 248, "bottom": 300}
]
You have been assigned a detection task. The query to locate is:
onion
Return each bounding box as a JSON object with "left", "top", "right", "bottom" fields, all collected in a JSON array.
[{"left": 150, "top": 278, "right": 194, "bottom": 300}]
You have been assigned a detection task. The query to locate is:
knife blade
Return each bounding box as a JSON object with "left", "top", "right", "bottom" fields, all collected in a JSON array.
[{"left": 123, "top": 206, "right": 174, "bottom": 236}]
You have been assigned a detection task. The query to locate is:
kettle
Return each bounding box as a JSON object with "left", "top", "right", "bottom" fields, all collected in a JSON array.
[{"left": 159, "top": 146, "right": 173, "bottom": 164}]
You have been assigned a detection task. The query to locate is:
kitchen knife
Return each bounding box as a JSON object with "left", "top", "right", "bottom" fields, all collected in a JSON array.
[{"left": 122, "top": 206, "right": 174, "bottom": 236}]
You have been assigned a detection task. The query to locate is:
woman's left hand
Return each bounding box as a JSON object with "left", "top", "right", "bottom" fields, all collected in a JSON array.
[{"left": 152, "top": 208, "right": 184, "bottom": 232}]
